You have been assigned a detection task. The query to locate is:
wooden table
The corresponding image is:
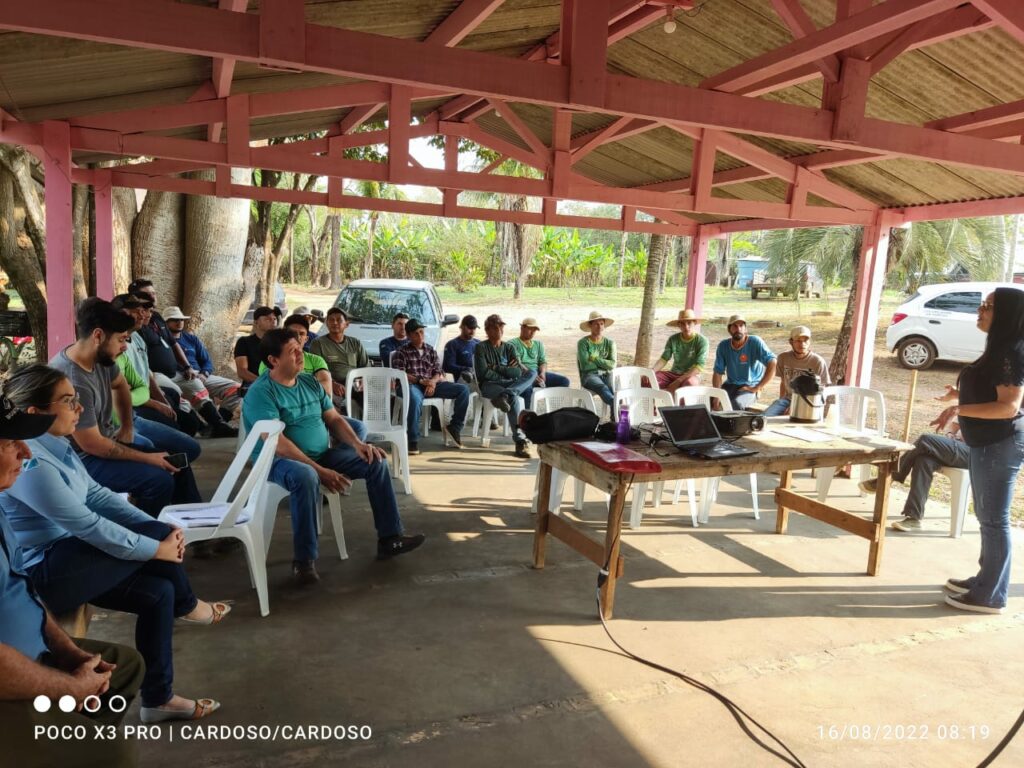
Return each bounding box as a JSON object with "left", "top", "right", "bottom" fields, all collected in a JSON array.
[{"left": 532, "top": 425, "right": 913, "bottom": 618}]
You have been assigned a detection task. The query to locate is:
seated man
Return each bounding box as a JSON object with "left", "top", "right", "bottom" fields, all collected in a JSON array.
[
  {"left": 163, "top": 306, "right": 241, "bottom": 435},
  {"left": 258, "top": 314, "right": 332, "bottom": 398},
  {"left": 860, "top": 430, "right": 970, "bottom": 532},
  {"left": 392, "top": 318, "right": 470, "bottom": 453},
  {"left": 0, "top": 399, "right": 145, "bottom": 768},
  {"left": 577, "top": 311, "right": 617, "bottom": 408},
  {"left": 379, "top": 312, "right": 410, "bottom": 366},
  {"left": 49, "top": 298, "right": 201, "bottom": 517},
  {"left": 653, "top": 309, "right": 708, "bottom": 393},
  {"left": 712, "top": 314, "right": 777, "bottom": 410},
  {"left": 242, "top": 329, "right": 425, "bottom": 585},
  {"left": 309, "top": 307, "right": 368, "bottom": 410},
  {"left": 764, "top": 325, "right": 831, "bottom": 417},
  {"left": 442, "top": 315, "right": 480, "bottom": 383},
  {"left": 233, "top": 306, "right": 279, "bottom": 394},
  {"left": 507, "top": 318, "right": 570, "bottom": 408},
  {"left": 474, "top": 314, "right": 535, "bottom": 459},
  {"left": 292, "top": 305, "right": 324, "bottom": 349}
]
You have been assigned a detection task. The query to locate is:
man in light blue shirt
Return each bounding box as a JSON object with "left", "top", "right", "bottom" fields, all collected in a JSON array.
[{"left": 712, "top": 314, "right": 778, "bottom": 410}]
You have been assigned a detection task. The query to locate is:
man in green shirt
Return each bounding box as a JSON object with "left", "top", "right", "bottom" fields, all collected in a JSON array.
[
  {"left": 309, "top": 307, "right": 369, "bottom": 410},
  {"left": 507, "top": 317, "right": 571, "bottom": 409},
  {"left": 577, "top": 310, "right": 617, "bottom": 407},
  {"left": 474, "top": 314, "right": 536, "bottom": 458},
  {"left": 653, "top": 308, "right": 709, "bottom": 393}
]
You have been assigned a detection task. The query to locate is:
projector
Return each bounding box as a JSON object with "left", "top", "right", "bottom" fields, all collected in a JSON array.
[{"left": 712, "top": 411, "right": 765, "bottom": 438}]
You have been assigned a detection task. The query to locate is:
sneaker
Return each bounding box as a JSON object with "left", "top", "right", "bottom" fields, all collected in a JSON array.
[
  {"left": 891, "top": 516, "right": 922, "bottom": 532},
  {"left": 377, "top": 533, "right": 426, "bottom": 560},
  {"left": 292, "top": 560, "right": 320, "bottom": 586},
  {"left": 944, "top": 593, "right": 1003, "bottom": 614},
  {"left": 491, "top": 394, "right": 512, "bottom": 413},
  {"left": 945, "top": 577, "right": 974, "bottom": 595},
  {"left": 445, "top": 425, "right": 463, "bottom": 448},
  {"left": 212, "top": 422, "right": 239, "bottom": 439},
  {"left": 408, "top": 442, "right": 420, "bottom": 455},
  {"left": 514, "top": 439, "right": 531, "bottom": 459},
  {"left": 858, "top": 478, "right": 877, "bottom": 494}
]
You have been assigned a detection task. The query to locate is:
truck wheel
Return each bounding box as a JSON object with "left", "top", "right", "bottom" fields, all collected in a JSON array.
[
  {"left": 751, "top": 289, "right": 758, "bottom": 299},
  {"left": 896, "top": 337, "right": 936, "bottom": 370}
]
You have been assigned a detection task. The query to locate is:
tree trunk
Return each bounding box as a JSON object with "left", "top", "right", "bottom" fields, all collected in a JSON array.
[
  {"left": 0, "top": 158, "right": 48, "bottom": 360},
  {"left": 829, "top": 234, "right": 864, "bottom": 386},
  {"left": 363, "top": 213, "right": 377, "bottom": 279},
  {"left": 132, "top": 189, "right": 185, "bottom": 306},
  {"left": 72, "top": 183, "right": 89, "bottom": 304},
  {"left": 183, "top": 168, "right": 253, "bottom": 374},
  {"left": 618, "top": 229, "right": 627, "bottom": 288},
  {"left": 112, "top": 188, "right": 136, "bottom": 294},
  {"left": 511, "top": 198, "right": 533, "bottom": 300},
  {"left": 718, "top": 234, "right": 732, "bottom": 287},
  {"left": 1006, "top": 214, "right": 1020, "bottom": 282},
  {"left": 634, "top": 233, "right": 669, "bottom": 367},
  {"left": 658, "top": 237, "right": 671, "bottom": 294},
  {"left": 329, "top": 214, "right": 342, "bottom": 288},
  {"left": 287, "top": 227, "right": 294, "bottom": 283}
]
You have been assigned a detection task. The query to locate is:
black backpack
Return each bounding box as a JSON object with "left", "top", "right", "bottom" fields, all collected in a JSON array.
[{"left": 520, "top": 407, "right": 600, "bottom": 444}]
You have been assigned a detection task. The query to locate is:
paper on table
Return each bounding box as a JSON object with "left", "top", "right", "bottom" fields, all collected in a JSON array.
[{"left": 162, "top": 503, "right": 250, "bottom": 528}]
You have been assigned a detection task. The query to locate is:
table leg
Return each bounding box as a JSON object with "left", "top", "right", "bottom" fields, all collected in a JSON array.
[
  {"left": 867, "top": 459, "right": 892, "bottom": 575},
  {"left": 775, "top": 469, "right": 792, "bottom": 534},
  {"left": 599, "top": 481, "right": 629, "bottom": 619},
  {"left": 532, "top": 462, "right": 553, "bottom": 569}
]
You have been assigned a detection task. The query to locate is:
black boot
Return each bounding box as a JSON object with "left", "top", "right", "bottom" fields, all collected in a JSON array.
[{"left": 199, "top": 401, "right": 238, "bottom": 438}]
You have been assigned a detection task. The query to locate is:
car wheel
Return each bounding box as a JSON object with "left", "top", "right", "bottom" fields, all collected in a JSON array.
[{"left": 896, "top": 337, "right": 936, "bottom": 370}]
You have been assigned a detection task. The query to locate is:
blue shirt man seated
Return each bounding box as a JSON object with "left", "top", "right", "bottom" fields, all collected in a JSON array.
[
  {"left": 712, "top": 314, "right": 777, "bottom": 410},
  {"left": 442, "top": 315, "right": 480, "bottom": 382},
  {"left": 378, "top": 312, "right": 410, "bottom": 366},
  {"left": 242, "top": 328, "right": 425, "bottom": 585},
  {"left": 0, "top": 398, "right": 144, "bottom": 767}
]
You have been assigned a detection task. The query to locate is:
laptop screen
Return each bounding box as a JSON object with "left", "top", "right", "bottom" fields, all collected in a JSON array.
[{"left": 660, "top": 405, "right": 720, "bottom": 447}]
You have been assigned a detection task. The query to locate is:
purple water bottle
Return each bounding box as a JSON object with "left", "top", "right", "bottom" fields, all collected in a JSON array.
[{"left": 616, "top": 404, "right": 631, "bottom": 444}]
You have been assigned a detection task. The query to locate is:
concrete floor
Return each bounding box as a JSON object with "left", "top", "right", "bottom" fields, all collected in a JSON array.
[{"left": 88, "top": 433, "right": 1023, "bottom": 768}]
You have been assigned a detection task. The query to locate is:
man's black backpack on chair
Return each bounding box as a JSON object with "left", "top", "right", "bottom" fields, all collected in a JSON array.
[{"left": 519, "top": 407, "right": 599, "bottom": 444}]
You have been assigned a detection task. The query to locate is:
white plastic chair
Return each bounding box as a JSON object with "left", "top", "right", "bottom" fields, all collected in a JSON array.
[
  {"left": 938, "top": 466, "right": 972, "bottom": 538},
  {"left": 470, "top": 378, "right": 524, "bottom": 448},
  {"left": 676, "top": 386, "right": 760, "bottom": 524},
  {"left": 530, "top": 387, "right": 600, "bottom": 515},
  {"left": 816, "top": 385, "right": 886, "bottom": 502},
  {"left": 159, "top": 420, "right": 284, "bottom": 617},
  {"left": 611, "top": 366, "right": 659, "bottom": 419},
  {"left": 346, "top": 366, "right": 412, "bottom": 494},
  {"left": 614, "top": 387, "right": 678, "bottom": 529}
]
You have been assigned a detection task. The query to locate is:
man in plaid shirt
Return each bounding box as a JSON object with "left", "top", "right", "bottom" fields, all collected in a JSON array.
[{"left": 392, "top": 319, "right": 470, "bottom": 453}]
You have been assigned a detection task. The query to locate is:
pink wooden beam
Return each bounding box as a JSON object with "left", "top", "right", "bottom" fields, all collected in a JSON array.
[
  {"left": 571, "top": 118, "right": 656, "bottom": 163},
  {"left": 208, "top": 0, "right": 250, "bottom": 142},
  {"left": 93, "top": 168, "right": 114, "bottom": 299},
  {"left": 831, "top": 58, "right": 871, "bottom": 143},
  {"left": 551, "top": 108, "right": 573, "bottom": 199},
  {"left": 225, "top": 93, "right": 250, "bottom": 166},
  {"left": 893, "top": 195, "right": 1024, "bottom": 223},
  {"left": 388, "top": 85, "right": 411, "bottom": 183},
  {"left": 702, "top": 0, "right": 962, "bottom": 93},
  {"left": 702, "top": 218, "right": 838, "bottom": 237},
  {"left": 926, "top": 97, "right": 1024, "bottom": 133},
  {"left": 259, "top": 0, "right": 305, "bottom": 69},
  {"left": 846, "top": 211, "right": 896, "bottom": 387},
  {"left": 43, "top": 121, "right": 74, "bottom": 354},
  {"left": 485, "top": 99, "right": 551, "bottom": 164},
  {"left": 564, "top": 0, "right": 609, "bottom": 108},
  {"left": 685, "top": 228, "right": 710, "bottom": 316},
  {"left": 689, "top": 129, "right": 716, "bottom": 209},
  {"left": 971, "top": 0, "right": 1024, "bottom": 46},
  {"left": 769, "top": 0, "right": 842, "bottom": 82}
]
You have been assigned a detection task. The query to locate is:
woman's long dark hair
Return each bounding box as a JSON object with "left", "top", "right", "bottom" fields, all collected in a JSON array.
[
  {"left": 973, "top": 287, "right": 1024, "bottom": 378},
  {"left": 2, "top": 364, "right": 68, "bottom": 411}
]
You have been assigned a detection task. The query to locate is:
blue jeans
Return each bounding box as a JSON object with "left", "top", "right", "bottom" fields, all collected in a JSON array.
[
  {"left": 523, "top": 371, "right": 571, "bottom": 409},
  {"left": 480, "top": 370, "right": 535, "bottom": 441},
  {"left": 581, "top": 372, "right": 614, "bottom": 407},
  {"left": 763, "top": 397, "right": 790, "bottom": 417},
  {"left": 268, "top": 419, "right": 401, "bottom": 562},
  {"left": 963, "top": 432, "right": 1024, "bottom": 608},
  {"left": 406, "top": 381, "right": 470, "bottom": 442},
  {"left": 134, "top": 415, "right": 201, "bottom": 464},
  {"left": 28, "top": 520, "right": 197, "bottom": 708},
  {"left": 722, "top": 381, "right": 758, "bottom": 410},
  {"left": 896, "top": 433, "right": 970, "bottom": 521}
]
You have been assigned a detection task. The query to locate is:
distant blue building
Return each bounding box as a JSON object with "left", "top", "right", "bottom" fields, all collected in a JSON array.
[{"left": 735, "top": 257, "right": 768, "bottom": 289}]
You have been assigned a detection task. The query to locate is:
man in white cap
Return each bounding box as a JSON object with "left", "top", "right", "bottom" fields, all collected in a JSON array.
[
  {"left": 508, "top": 317, "right": 569, "bottom": 408},
  {"left": 764, "top": 325, "right": 831, "bottom": 416},
  {"left": 652, "top": 308, "right": 708, "bottom": 393},
  {"left": 292, "top": 305, "right": 323, "bottom": 348},
  {"left": 577, "top": 310, "right": 617, "bottom": 408},
  {"left": 712, "top": 314, "right": 777, "bottom": 410}
]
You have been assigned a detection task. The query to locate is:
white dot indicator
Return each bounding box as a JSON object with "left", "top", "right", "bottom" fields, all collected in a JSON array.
[
  {"left": 58, "top": 695, "right": 76, "bottom": 713},
  {"left": 108, "top": 695, "right": 127, "bottom": 713},
  {"left": 83, "top": 695, "right": 102, "bottom": 713},
  {"left": 33, "top": 695, "right": 51, "bottom": 713}
]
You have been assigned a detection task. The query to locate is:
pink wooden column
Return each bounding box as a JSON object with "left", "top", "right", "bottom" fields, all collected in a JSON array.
[
  {"left": 685, "top": 227, "right": 711, "bottom": 317},
  {"left": 43, "top": 120, "right": 74, "bottom": 355},
  {"left": 93, "top": 168, "right": 114, "bottom": 299},
  {"left": 845, "top": 210, "right": 897, "bottom": 388}
]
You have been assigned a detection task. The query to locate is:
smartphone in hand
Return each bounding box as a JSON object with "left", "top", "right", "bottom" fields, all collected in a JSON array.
[{"left": 166, "top": 452, "right": 189, "bottom": 470}]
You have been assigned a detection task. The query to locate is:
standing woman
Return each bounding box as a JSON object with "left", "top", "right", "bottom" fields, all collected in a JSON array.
[
  {"left": 577, "top": 311, "right": 617, "bottom": 408},
  {"left": 934, "top": 287, "right": 1024, "bottom": 614}
]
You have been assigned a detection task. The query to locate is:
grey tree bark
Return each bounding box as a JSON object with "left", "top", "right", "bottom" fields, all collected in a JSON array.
[
  {"left": 329, "top": 213, "right": 341, "bottom": 288},
  {"left": 132, "top": 189, "right": 185, "bottom": 306},
  {"left": 72, "top": 183, "right": 89, "bottom": 303},
  {"left": 112, "top": 188, "right": 136, "bottom": 294},
  {"left": 634, "top": 233, "right": 669, "bottom": 367}
]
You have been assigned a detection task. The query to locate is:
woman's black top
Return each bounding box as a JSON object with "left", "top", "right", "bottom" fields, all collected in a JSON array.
[{"left": 958, "top": 339, "right": 1024, "bottom": 447}]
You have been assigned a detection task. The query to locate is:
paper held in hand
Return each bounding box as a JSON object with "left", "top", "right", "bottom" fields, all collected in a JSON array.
[{"left": 161, "top": 503, "right": 250, "bottom": 528}]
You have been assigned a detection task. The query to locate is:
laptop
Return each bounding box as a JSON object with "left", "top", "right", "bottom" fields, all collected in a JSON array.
[{"left": 659, "top": 404, "right": 758, "bottom": 459}]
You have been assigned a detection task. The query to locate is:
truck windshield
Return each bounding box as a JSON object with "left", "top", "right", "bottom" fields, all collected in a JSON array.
[{"left": 336, "top": 288, "right": 438, "bottom": 325}]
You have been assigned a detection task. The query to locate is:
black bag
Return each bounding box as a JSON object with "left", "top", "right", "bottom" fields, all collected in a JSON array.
[{"left": 520, "top": 407, "right": 600, "bottom": 444}]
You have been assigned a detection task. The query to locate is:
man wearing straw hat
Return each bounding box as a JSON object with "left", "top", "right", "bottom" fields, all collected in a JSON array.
[
  {"left": 712, "top": 313, "right": 777, "bottom": 410},
  {"left": 577, "top": 311, "right": 617, "bottom": 408},
  {"left": 763, "top": 325, "right": 831, "bottom": 417},
  {"left": 652, "top": 308, "right": 708, "bottom": 393},
  {"left": 508, "top": 317, "right": 570, "bottom": 409}
]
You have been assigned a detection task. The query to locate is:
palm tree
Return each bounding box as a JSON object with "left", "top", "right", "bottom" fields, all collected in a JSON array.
[{"left": 351, "top": 179, "right": 403, "bottom": 279}]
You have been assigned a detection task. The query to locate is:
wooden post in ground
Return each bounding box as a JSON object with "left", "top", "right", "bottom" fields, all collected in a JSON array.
[{"left": 902, "top": 369, "right": 919, "bottom": 442}]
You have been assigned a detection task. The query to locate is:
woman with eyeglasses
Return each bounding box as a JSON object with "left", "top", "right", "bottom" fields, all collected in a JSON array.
[
  {"left": 933, "top": 288, "right": 1024, "bottom": 614},
  {"left": 0, "top": 364, "right": 228, "bottom": 722}
]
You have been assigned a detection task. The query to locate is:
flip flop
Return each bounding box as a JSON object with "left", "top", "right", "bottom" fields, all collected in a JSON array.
[
  {"left": 178, "top": 601, "right": 232, "bottom": 625},
  {"left": 140, "top": 698, "right": 221, "bottom": 723}
]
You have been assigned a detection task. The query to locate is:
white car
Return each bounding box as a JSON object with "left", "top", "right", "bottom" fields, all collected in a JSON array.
[
  {"left": 885, "top": 281, "right": 1016, "bottom": 369},
  {"left": 333, "top": 279, "right": 458, "bottom": 362}
]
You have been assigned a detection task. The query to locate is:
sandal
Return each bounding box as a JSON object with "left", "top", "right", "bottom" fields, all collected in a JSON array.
[
  {"left": 140, "top": 697, "right": 221, "bottom": 723},
  {"left": 178, "top": 600, "right": 232, "bottom": 625}
]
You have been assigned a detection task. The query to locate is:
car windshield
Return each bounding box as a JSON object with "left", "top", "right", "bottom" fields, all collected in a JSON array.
[{"left": 337, "top": 288, "right": 438, "bottom": 325}]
